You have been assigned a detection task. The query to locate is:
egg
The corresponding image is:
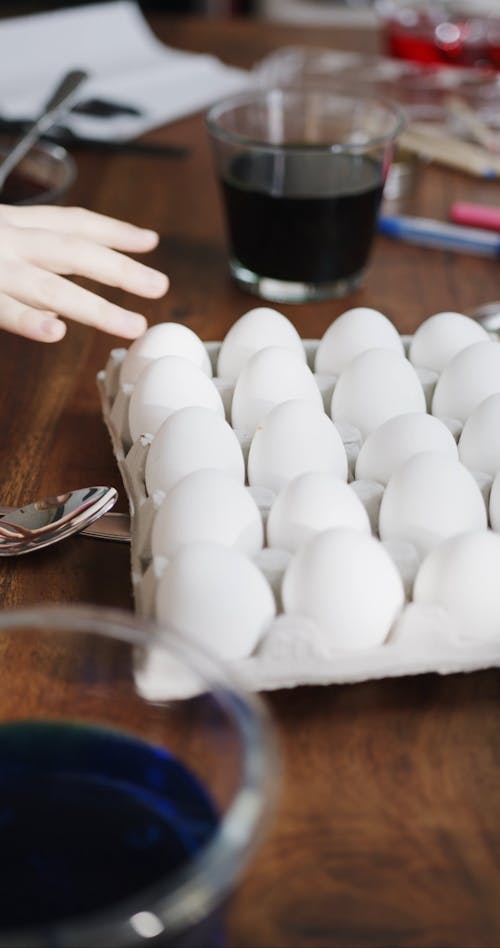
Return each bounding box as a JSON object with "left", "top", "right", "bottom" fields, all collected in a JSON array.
[
  {"left": 355, "top": 412, "right": 458, "bottom": 485},
  {"left": 314, "top": 306, "right": 404, "bottom": 376},
  {"left": 145, "top": 405, "right": 244, "bottom": 497},
  {"left": 120, "top": 322, "right": 212, "bottom": 386},
  {"left": 413, "top": 530, "right": 500, "bottom": 644},
  {"left": 217, "top": 306, "right": 305, "bottom": 381},
  {"left": 379, "top": 451, "right": 487, "bottom": 557},
  {"left": 151, "top": 469, "right": 263, "bottom": 559},
  {"left": 247, "top": 399, "right": 348, "bottom": 492},
  {"left": 231, "top": 346, "right": 323, "bottom": 434},
  {"left": 282, "top": 528, "right": 405, "bottom": 649},
  {"left": 458, "top": 394, "right": 500, "bottom": 477},
  {"left": 489, "top": 470, "right": 500, "bottom": 532},
  {"left": 128, "top": 355, "right": 224, "bottom": 442},
  {"left": 155, "top": 541, "right": 276, "bottom": 660},
  {"left": 431, "top": 340, "right": 500, "bottom": 423},
  {"left": 408, "top": 311, "right": 489, "bottom": 373},
  {"left": 267, "top": 472, "right": 371, "bottom": 553},
  {"left": 331, "top": 348, "right": 426, "bottom": 440}
]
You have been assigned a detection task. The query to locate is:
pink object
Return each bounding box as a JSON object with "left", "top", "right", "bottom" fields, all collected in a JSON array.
[{"left": 450, "top": 201, "right": 500, "bottom": 232}]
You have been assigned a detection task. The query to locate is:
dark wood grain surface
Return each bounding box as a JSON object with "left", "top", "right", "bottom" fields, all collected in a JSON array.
[{"left": 0, "top": 14, "right": 499, "bottom": 948}]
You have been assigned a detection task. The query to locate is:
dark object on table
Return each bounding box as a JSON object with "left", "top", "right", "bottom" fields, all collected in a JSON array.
[
  {"left": 0, "top": 117, "right": 191, "bottom": 160},
  {"left": 72, "top": 97, "right": 143, "bottom": 118},
  {"left": 51, "top": 126, "right": 192, "bottom": 159}
]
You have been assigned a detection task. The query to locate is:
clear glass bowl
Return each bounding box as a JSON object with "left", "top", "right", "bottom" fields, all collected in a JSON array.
[
  {"left": 0, "top": 603, "right": 277, "bottom": 947},
  {"left": 0, "top": 134, "right": 76, "bottom": 205}
]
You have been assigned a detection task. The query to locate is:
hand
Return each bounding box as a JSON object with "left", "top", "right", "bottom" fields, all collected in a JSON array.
[{"left": 0, "top": 203, "right": 169, "bottom": 342}]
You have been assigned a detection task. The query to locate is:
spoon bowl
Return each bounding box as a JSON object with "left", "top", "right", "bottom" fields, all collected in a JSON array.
[
  {"left": 468, "top": 301, "right": 500, "bottom": 333},
  {"left": 0, "top": 486, "right": 117, "bottom": 556}
]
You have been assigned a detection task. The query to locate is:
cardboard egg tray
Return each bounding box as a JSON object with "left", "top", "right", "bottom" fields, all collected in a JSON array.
[{"left": 97, "top": 336, "right": 500, "bottom": 697}]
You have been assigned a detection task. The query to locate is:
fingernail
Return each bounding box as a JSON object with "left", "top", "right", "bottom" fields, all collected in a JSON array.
[
  {"left": 147, "top": 271, "right": 168, "bottom": 291},
  {"left": 41, "top": 318, "right": 65, "bottom": 340},
  {"left": 137, "top": 228, "right": 159, "bottom": 247},
  {"left": 121, "top": 313, "right": 147, "bottom": 337}
]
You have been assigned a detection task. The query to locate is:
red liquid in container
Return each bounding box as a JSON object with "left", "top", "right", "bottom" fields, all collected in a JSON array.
[{"left": 383, "top": 12, "right": 500, "bottom": 70}]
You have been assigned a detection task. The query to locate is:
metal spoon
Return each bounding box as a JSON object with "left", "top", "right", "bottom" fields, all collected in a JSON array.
[
  {"left": 468, "top": 301, "right": 500, "bottom": 333},
  {"left": 0, "top": 68, "right": 88, "bottom": 193},
  {"left": 0, "top": 486, "right": 120, "bottom": 556}
]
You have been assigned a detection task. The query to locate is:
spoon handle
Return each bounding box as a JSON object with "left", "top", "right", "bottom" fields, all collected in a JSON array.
[
  {"left": 80, "top": 511, "right": 130, "bottom": 542},
  {"left": 0, "top": 506, "right": 130, "bottom": 543},
  {"left": 0, "top": 69, "right": 88, "bottom": 190},
  {"left": 468, "top": 301, "right": 500, "bottom": 333}
]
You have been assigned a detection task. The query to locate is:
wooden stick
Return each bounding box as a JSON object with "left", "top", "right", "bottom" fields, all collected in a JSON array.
[
  {"left": 445, "top": 95, "right": 500, "bottom": 154},
  {"left": 400, "top": 124, "right": 500, "bottom": 178}
]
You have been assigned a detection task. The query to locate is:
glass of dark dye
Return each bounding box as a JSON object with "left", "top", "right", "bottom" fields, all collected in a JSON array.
[
  {"left": 206, "top": 89, "right": 404, "bottom": 303},
  {"left": 0, "top": 604, "right": 277, "bottom": 948}
]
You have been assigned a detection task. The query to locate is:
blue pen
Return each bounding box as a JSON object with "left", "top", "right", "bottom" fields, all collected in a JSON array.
[{"left": 378, "top": 214, "right": 500, "bottom": 259}]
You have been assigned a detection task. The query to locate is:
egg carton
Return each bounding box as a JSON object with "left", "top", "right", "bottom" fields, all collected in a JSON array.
[{"left": 97, "top": 336, "right": 500, "bottom": 698}]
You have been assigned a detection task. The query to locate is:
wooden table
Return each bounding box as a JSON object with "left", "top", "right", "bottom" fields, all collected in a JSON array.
[{"left": 0, "top": 13, "right": 499, "bottom": 948}]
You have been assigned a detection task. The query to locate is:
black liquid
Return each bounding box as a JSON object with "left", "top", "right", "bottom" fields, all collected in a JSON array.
[
  {"left": 1, "top": 170, "right": 47, "bottom": 204},
  {"left": 0, "top": 720, "right": 219, "bottom": 937},
  {"left": 221, "top": 151, "right": 384, "bottom": 284}
]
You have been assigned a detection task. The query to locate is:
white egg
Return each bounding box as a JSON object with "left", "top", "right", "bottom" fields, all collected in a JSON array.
[
  {"left": 282, "top": 528, "right": 405, "bottom": 649},
  {"left": 431, "top": 340, "right": 500, "bottom": 423},
  {"left": 248, "top": 399, "right": 348, "bottom": 492},
  {"left": 408, "top": 311, "right": 489, "bottom": 373},
  {"left": 231, "top": 346, "right": 323, "bottom": 434},
  {"left": 355, "top": 412, "right": 458, "bottom": 485},
  {"left": 458, "top": 394, "right": 500, "bottom": 477},
  {"left": 413, "top": 530, "right": 500, "bottom": 644},
  {"left": 267, "top": 472, "right": 371, "bottom": 553},
  {"left": 128, "top": 355, "right": 224, "bottom": 442},
  {"left": 314, "top": 306, "right": 404, "bottom": 375},
  {"left": 151, "top": 469, "right": 263, "bottom": 559},
  {"left": 331, "top": 348, "right": 426, "bottom": 440},
  {"left": 489, "top": 470, "right": 500, "bottom": 532},
  {"left": 217, "top": 306, "right": 305, "bottom": 381},
  {"left": 120, "top": 322, "right": 212, "bottom": 386},
  {"left": 145, "top": 406, "right": 244, "bottom": 497},
  {"left": 155, "top": 541, "right": 276, "bottom": 660},
  {"left": 379, "top": 451, "right": 487, "bottom": 557}
]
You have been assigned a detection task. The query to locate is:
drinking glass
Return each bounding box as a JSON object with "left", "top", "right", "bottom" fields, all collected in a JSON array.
[
  {"left": 0, "top": 603, "right": 277, "bottom": 947},
  {"left": 207, "top": 88, "right": 403, "bottom": 303}
]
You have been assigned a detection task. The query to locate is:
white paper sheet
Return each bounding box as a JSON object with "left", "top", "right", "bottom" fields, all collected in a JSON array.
[{"left": 0, "top": 0, "right": 250, "bottom": 140}]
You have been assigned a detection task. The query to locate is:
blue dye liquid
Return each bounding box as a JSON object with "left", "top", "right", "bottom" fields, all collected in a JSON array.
[{"left": 0, "top": 720, "right": 219, "bottom": 933}]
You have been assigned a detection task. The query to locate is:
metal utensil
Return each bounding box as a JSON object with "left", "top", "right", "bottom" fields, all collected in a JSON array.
[
  {"left": 468, "top": 301, "right": 500, "bottom": 333},
  {"left": 0, "top": 486, "right": 122, "bottom": 555},
  {"left": 0, "top": 68, "right": 88, "bottom": 193},
  {"left": 0, "top": 496, "right": 130, "bottom": 546}
]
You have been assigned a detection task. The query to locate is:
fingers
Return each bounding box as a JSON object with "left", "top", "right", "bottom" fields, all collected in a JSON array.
[
  {"left": 0, "top": 291, "right": 66, "bottom": 343},
  {"left": 10, "top": 226, "right": 169, "bottom": 299},
  {"left": 0, "top": 260, "right": 147, "bottom": 338},
  {"left": 0, "top": 204, "right": 160, "bottom": 253},
  {"left": 0, "top": 204, "right": 168, "bottom": 342}
]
